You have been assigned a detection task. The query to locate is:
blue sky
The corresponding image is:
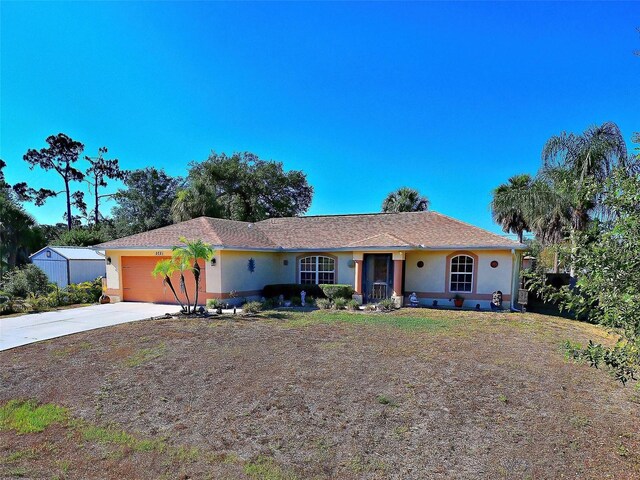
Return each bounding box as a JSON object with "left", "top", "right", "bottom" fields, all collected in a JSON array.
[{"left": 1, "top": 1, "right": 638, "bottom": 236}]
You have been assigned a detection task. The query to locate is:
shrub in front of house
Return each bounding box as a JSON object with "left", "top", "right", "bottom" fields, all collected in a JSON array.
[
  {"left": 242, "top": 301, "right": 263, "bottom": 314},
  {"left": 346, "top": 299, "right": 360, "bottom": 311},
  {"left": 333, "top": 298, "right": 348, "bottom": 310},
  {"left": 262, "top": 284, "right": 325, "bottom": 300},
  {"left": 316, "top": 298, "right": 332, "bottom": 310},
  {"left": 56, "top": 279, "right": 103, "bottom": 305},
  {"left": 261, "top": 297, "right": 279, "bottom": 309},
  {"left": 206, "top": 298, "right": 222, "bottom": 309},
  {"left": 378, "top": 298, "right": 398, "bottom": 311},
  {"left": 319, "top": 284, "right": 355, "bottom": 300}
]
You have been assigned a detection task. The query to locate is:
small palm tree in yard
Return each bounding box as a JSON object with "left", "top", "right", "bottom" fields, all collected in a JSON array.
[
  {"left": 172, "top": 237, "right": 215, "bottom": 314},
  {"left": 152, "top": 237, "right": 215, "bottom": 314},
  {"left": 151, "top": 259, "right": 186, "bottom": 312},
  {"left": 171, "top": 254, "right": 193, "bottom": 312}
]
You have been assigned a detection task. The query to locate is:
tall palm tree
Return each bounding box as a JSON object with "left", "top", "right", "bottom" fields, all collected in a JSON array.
[
  {"left": 172, "top": 237, "right": 215, "bottom": 313},
  {"left": 542, "top": 121, "right": 630, "bottom": 231},
  {"left": 151, "top": 259, "right": 185, "bottom": 311},
  {"left": 171, "top": 182, "right": 220, "bottom": 223},
  {"left": 490, "top": 174, "right": 534, "bottom": 243},
  {"left": 381, "top": 187, "right": 429, "bottom": 213}
]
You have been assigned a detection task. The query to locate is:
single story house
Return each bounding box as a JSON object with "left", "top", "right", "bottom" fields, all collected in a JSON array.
[
  {"left": 29, "top": 246, "right": 106, "bottom": 287},
  {"left": 96, "top": 211, "right": 526, "bottom": 309}
]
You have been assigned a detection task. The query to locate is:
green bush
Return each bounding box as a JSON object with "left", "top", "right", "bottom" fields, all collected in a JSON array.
[
  {"left": 55, "top": 278, "right": 102, "bottom": 305},
  {"left": 242, "top": 301, "right": 263, "bottom": 314},
  {"left": 206, "top": 298, "right": 221, "bottom": 309},
  {"left": 333, "top": 298, "right": 348, "bottom": 310},
  {"left": 25, "top": 293, "right": 53, "bottom": 312},
  {"left": 0, "top": 295, "right": 28, "bottom": 315},
  {"left": 565, "top": 339, "right": 638, "bottom": 385},
  {"left": 52, "top": 227, "right": 111, "bottom": 247},
  {"left": 2, "top": 264, "right": 50, "bottom": 298},
  {"left": 261, "top": 297, "right": 279, "bottom": 309},
  {"left": 316, "top": 298, "right": 332, "bottom": 310},
  {"left": 290, "top": 296, "right": 302, "bottom": 306},
  {"left": 346, "top": 299, "right": 360, "bottom": 311},
  {"left": 378, "top": 298, "right": 398, "bottom": 311},
  {"left": 319, "top": 284, "right": 355, "bottom": 300},
  {"left": 262, "top": 284, "right": 325, "bottom": 300}
]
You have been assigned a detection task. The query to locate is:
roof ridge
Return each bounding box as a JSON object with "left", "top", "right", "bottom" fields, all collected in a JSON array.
[
  {"left": 347, "top": 231, "right": 412, "bottom": 245},
  {"left": 255, "top": 211, "right": 431, "bottom": 222}
]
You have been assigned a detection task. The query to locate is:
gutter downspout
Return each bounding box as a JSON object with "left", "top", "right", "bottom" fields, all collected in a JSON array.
[{"left": 510, "top": 248, "right": 523, "bottom": 312}]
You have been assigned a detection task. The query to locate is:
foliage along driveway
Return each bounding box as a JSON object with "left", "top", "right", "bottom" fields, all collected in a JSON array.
[{"left": 0, "top": 303, "right": 178, "bottom": 351}]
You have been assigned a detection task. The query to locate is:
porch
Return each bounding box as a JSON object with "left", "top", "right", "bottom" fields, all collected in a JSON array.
[{"left": 353, "top": 252, "right": 405, "bottom": 306}]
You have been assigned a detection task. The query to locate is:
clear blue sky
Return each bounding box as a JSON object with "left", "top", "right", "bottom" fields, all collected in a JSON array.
[{"left": 1, "top": 1, "right": 638, "bottom": 236}]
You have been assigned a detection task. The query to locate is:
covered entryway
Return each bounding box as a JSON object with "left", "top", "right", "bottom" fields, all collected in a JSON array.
[
  {"left": 121, "top": 256, "right": 205, "bottom": 304},
  {"left": 362, "top": 254, "right": 394, "bottom": 303}
]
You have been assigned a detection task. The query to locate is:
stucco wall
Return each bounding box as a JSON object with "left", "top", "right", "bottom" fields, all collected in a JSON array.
[
  {"left": 404, "top": 249, "right": 514, "bottom": 308},
  {"left": 277, "top": 251, "right": 355, "bottom": 286},
  {"left": 105, "top": 247, "right": 517, "bottom": 308},
  {"left": 215, "top": 250, "right": 282, "bottom": 296}
]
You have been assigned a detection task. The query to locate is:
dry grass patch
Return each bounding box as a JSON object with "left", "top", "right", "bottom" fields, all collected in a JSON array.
[{"left": 0, "top": 309, "right": 638, "bottom": 479}]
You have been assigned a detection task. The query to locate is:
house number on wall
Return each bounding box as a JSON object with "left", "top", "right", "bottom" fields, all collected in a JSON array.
[{"left": 155, "top": 251, "right": 164, "bottom": 256}]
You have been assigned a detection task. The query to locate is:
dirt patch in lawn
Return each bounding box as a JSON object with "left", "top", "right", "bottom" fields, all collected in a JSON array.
[{"left": 1, "top": 309, "right": 638, "bottom": 479}]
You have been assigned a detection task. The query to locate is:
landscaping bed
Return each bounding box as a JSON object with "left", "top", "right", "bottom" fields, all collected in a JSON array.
[{"left": 1, "top": 309, "right": 638, "bottom": 479}]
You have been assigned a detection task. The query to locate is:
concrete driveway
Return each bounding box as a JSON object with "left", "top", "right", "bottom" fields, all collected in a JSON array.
[{"left": 0, "top": 303, "right": 179, "bottom": 351}]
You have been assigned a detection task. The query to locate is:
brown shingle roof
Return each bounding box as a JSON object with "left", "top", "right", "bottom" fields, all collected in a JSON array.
[
  {"left": 97, "top": 211, "right": 525, "bottom": 250},
  {"left": 96, "top": 217, "right": 277, "bottom": 250}
]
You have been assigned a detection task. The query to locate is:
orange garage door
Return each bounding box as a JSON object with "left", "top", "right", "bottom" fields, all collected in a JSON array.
[{"left": 122, "top": 256, "right": 206, "bottom": 304}]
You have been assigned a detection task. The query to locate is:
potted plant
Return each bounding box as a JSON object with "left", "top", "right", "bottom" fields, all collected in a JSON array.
[{"left": 453, "top": 294, "right": 464, "bottom": 308}]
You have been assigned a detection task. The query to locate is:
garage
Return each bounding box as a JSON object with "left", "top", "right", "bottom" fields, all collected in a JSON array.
[{"left": 121, "top": 256, "right": 206, "bottom": 304}]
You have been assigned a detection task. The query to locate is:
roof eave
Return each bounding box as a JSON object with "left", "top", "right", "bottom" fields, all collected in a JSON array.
[{"left": 96, "top": 244, "right": 527, "bottom": 252}]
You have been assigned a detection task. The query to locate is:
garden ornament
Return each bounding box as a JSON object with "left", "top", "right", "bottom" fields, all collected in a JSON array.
[{"left": 408, "top": 292, "right": 419, "bottom": 307}]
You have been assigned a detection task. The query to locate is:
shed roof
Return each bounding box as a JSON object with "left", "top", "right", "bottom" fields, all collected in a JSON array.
[{"left": 31, "top": 246, "right": 105, "bottom": 261}]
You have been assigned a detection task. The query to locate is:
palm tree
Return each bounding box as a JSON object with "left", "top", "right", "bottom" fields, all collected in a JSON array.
[
  {"left": 0, "top": 195, "right": 39, "bottom": 274},
  {"left": 171, "top": 181, "right": 220, "bottom": 223},
  {"left": 151, "top": 259, "right": 185, "bottom": 312},
  {"left": 490, "top": 174, "right": 534, "bottom": 243},
  {"left": 171, "top": 254, "right": 193, "bottom": 313},
  {"left": 381, "top": 187, "right": 429, "bottom": 213},
  {"left": 542, "top": 121, "right": 630, "bottom": 231},
  {"left": 171, "top": 237, "right": 215, "bottom": 313}
]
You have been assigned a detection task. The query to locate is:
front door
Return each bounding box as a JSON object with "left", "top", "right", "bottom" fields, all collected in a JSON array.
[{"left": 362, "top": 254, "right": 393, "bottom": 303}]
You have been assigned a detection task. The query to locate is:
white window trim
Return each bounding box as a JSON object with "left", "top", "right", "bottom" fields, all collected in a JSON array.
[
  {"left": 299, "top": 256, "right": 336, "bottom": 285},
  {"left": 449, "top": 255, "right": 474, "bottom": 293}
]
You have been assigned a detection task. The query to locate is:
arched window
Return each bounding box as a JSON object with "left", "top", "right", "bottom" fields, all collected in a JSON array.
[
  {"left": 450, "top": 255, "right": 473, "bottom": 292},
  {"left": 299, "top": 256, "right": 335, "bottom": 285}
]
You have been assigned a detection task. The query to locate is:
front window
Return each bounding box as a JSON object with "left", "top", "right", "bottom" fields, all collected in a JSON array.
[
  {"left": 450, "top": 255, "right": 473, "bottom": 292},
  {"left": 299, "top": 256, "right": 335, "bottom": 285}
]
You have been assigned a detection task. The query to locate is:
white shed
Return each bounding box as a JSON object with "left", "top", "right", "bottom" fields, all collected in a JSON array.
[{"left": 29, "top": 246, "right": 106, "bottom": 287}]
